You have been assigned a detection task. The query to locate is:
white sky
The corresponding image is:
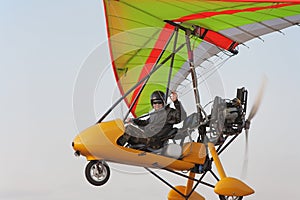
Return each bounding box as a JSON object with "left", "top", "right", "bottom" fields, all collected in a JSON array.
[{"left": 1, "top": 1, "right": 300, "bottom": 200}]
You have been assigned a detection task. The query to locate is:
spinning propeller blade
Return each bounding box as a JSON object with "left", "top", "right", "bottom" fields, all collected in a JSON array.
[
  {"left": 242, "top": 77, "right": 267, "bottom": 179},
  {"left": 241, "top": 129, "right": 249, "bottom": 179},
  {"left": 247, "top": 78, "right": 267, "bottom": 121}
]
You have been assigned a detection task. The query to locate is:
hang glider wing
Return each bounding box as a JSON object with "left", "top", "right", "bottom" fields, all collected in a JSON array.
[{"left": 103, "top": 0, "right": 300, "bottom": 117}]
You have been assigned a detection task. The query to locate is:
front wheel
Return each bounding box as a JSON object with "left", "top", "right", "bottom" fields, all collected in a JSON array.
[
  {"left": 85, "top": 160, "right": 110, "bottom": 186},
  {"left": 219, "top": 195, "right": 243, "bottom": 200}
]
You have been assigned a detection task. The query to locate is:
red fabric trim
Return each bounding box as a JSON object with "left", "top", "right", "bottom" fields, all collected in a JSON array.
[
  {"left": 130, "top": 24, "right": 174, "bottom": 114},
  {"left": 173, "top": 3, "right": 295, "bottom": 51},
  {"left": 175, "top": 3, "right": 295, "bottom": 22},
  {"left": 204, "top": 28, "right": 239, "bottom": 50}
]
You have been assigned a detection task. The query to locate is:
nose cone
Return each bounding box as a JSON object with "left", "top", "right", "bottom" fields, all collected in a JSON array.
[
  {"left": 72, "top": 120, "right": 125, "bottom": 160},
  {"left": 72, "top": 135, "right": 89, "bottom": 157}
]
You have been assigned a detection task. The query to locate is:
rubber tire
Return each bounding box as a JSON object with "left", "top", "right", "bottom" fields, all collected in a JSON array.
[
  {"left": 85, "top": 160, "right": 110, "bottom": 186},
  {"left": 219, "top": 195, "right": 243, "bottom": 200}
]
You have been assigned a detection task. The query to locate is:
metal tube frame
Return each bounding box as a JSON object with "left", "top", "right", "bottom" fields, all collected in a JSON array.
[
  {"left": 145, "top": 167, "right": 215, "bottom": 200},
  {"left": 165, "top": 27, "right": 179, "bottom": 100}
]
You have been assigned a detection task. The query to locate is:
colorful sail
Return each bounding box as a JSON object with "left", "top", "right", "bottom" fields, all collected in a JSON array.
[{"left": 103, "top": 0, "right": 300, "bottom": 117}]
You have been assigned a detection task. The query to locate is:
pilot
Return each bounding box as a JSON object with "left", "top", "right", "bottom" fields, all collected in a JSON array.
[{"left": 117, "top": 90, "right": 186, "bottom": 149}]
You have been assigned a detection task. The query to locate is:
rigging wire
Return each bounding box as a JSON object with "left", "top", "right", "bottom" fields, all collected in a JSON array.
[{"left": 179, "top": 52, "right": 233, "bottom": 99}]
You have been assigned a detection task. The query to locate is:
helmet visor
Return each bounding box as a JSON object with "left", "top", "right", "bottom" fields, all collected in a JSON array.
[{"left": 151, "top": 99, "right": 164, "bottom": 105}]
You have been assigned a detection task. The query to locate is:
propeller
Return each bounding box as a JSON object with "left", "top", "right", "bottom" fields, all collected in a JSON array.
[{"left": 241, "top": 77, "right": 267, "bottom": 179}]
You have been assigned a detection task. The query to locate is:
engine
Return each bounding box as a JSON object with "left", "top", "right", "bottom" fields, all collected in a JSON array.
[{"left": 207, "top": 88, "right": 248, "bottom": 140}]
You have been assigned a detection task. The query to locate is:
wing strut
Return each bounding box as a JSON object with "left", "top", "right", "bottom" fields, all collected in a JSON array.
[
  {"left": 164, "top": 20, "right": 209, "bottom": 132},
  {"left": 165, "top": 26, "right": 179, "bottom": 100},
  {"left": 185, "top": 29, "right": 203, "bottom": 120}
]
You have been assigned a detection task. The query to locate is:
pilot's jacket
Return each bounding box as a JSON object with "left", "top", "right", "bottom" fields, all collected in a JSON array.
[{"left": 132, "top": 100, "right": 186, "bottom": 139}]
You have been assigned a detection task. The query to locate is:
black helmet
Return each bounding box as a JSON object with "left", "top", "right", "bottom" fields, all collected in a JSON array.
[{"left": 150, "top": 90, "right": 165, "bottom": 105}]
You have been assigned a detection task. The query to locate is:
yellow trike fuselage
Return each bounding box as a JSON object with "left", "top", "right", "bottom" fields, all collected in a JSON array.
[
  {"left": 72, "top": 119, "right": 206, "bottom": 171},
  {"left": 72, "top": 119, "right": 254, "bottom": 198}
]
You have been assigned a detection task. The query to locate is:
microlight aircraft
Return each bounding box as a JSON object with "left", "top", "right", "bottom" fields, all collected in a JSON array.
[{"left": 72, "top": 0, "right": 300, "bottom": 199}]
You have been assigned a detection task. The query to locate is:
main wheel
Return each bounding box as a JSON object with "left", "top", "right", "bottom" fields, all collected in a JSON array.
[
  {"left": 85, "top": 160, "right": 110, "bottom": 186},
  {"left": 219, "top": 195, "right": 243, "bottom": 200}
]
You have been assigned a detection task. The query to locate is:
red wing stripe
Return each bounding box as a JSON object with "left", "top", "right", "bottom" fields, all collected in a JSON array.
[
  {"left": 131, "top": 24, "right": 174, "bottom": 114},
  {"left": 174, "top": 3, "right": 297, "bottom": 22}
]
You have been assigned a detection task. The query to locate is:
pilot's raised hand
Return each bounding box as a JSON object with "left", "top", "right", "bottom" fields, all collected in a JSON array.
[{"left": 125, "top": 118, "right": 133, "bottom": 124}]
